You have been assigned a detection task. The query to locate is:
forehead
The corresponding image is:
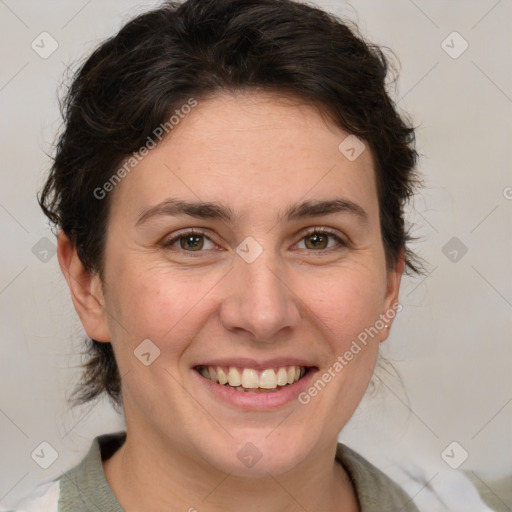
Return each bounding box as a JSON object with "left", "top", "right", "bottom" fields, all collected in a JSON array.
[{"left": 110, "top": 91, "right": 379, "bottom": 225}]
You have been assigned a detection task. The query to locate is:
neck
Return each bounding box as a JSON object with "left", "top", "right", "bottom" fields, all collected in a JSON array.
[{"left": 103, "top": 430, "right": 359, "bottom": 512}]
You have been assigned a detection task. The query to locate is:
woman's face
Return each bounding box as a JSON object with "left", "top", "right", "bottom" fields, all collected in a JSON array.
[{"left": 83, "top": 91, "right": 402, "bottom": 476}]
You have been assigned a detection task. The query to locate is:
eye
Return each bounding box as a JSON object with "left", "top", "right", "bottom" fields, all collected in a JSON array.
[
  {"left": 295, "top": 229, "right": 346, "bottom": 251},
  {"left": 163, "top": 230, "right": 216, "bottom": 252},
  {"left": 162, "top": 228, "right": 346, "bottom": 255}
]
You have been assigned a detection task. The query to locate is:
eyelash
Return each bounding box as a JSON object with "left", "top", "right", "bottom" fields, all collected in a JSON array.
[{"left": 162, "top": 227, "right": 347, "bottom": 256}]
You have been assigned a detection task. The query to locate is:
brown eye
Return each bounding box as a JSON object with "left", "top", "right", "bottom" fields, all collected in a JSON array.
[
  {"left": 164, "top": 231, "right": 216, "bottom": 252},
  {"left": 296, "top": 230, "right": 345, "bottom": 251},
  {"left": 305, "top": 232, "right": 329, "bottom": 250},
  {"left": 179, "top": 234, "right": 204, "bottom": 251}
]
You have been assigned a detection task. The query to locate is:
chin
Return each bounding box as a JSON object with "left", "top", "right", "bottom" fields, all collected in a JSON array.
[{"left": 197, "top": 430, "right": 317, "bottom": 478}]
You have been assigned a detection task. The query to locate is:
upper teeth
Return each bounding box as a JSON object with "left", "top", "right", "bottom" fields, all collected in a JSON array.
[{"left": 198, "top": 365, "right": 305, "bottom": 389}]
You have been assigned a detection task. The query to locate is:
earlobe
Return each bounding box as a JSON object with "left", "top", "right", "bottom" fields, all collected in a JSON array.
[{"left": 57, "top": 231, "right": 110, "bottom": 342}]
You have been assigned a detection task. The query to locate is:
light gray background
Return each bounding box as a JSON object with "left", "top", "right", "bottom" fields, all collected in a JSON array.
[{"left": 1, "top": 0, "right": 511, "bottom": 509}]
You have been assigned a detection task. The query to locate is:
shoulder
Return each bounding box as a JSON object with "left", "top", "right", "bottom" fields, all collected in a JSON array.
[
  {"left": 0, "top": 480, "right": 60, "bottom": 512},
  {"left": 1, "top": 432, "right": 125, "bottom": 512},
  {"left": 336, "top": 443, "right": 419, "bottom": 512},
  {"left": 57, "top": 432, "right": 124, "bottom": 512}
]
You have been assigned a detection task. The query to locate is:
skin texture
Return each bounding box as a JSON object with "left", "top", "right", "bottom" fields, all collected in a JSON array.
[{"left": 58, "top": 91, "right": 403, "bottom": 512}]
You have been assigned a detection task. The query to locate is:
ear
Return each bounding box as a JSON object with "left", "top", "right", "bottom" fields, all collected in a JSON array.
[
  {"left": 380, "top": 248, "right": 404, "bottom": 342},
  {"left": 57, "top": 231, "right": 110, "bottom": 342}
]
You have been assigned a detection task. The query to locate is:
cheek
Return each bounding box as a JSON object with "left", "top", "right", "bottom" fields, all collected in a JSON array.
[
  {"left": 288, "top": 268, "right": 386, "bottom": 431},
  {"left": 104, "top": 262, "right": 220, "bottom": 357},
  {"left": 300, "top": 264, "right": 387, "bottom": 345}
]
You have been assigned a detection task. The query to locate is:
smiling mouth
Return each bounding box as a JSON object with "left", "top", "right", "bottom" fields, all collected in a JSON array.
[{"left": 194, "top": 365, "right": 312, "bottom": 393}]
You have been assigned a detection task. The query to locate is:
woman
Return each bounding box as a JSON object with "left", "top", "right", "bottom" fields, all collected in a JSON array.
[{"left": 9, "top": 0, "right": 423, "bottom": 509}]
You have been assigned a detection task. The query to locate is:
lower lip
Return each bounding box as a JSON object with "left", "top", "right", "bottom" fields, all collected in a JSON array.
[{"left": 192, "top": 368, "right": 318, "bottom": 411}]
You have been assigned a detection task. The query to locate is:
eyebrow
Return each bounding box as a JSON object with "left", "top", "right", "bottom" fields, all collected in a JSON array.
[{"left": 135, "top": 197, "right": 369, "bottom": 226}]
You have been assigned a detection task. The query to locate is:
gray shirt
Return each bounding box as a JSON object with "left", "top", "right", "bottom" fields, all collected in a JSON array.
[{"left": 7, "top": 432, "right": 419, "bottom": 511}]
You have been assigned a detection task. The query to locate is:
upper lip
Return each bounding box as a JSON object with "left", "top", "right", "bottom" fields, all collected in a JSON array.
[{"left": 193, "top": 357, "right": 317, "bottom": 371}]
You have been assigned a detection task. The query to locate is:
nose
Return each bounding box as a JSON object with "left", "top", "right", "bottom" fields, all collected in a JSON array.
[{"left": 219, "top": 250, "right": 301, "bottom": 342}]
